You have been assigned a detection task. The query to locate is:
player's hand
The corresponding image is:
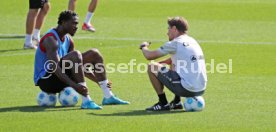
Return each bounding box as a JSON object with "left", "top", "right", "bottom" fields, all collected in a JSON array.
[
  {"left": 139, "top": 42, "right": 151, "bottom": 49},
  {"left": 75, "top": 84, "right": 89, "bottom": 96},
  {"left": 107, "top": 81, "right": 112, "bottom": 89}
]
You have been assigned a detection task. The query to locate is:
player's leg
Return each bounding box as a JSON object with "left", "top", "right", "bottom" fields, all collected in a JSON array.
[
  {"left": 68, "top": 0, "right": 77, "bottom": 11},
  {"left": 82, "top": 48, "right": 129, "bottom": 105},
  {"left": 38, "top": 51, "right": 85, "bottom": 94},
  {"left": 146, "top": 63, "right": 170, "bottom": 111},
  {"left": 61, "top": 50, "right": 85, "bottom": 84},
  {"left": 147, "top": 63, "right": 165, "bottom": 95},
  {"left": 82, "top": 49, "right": 113, "bottom": 97},
  {"left": 82, "top": 0, "right": 98, "bottom": 32},
  {"left": 152, "top": 66, "right": 204, "bottom": 110},
  {"left": 88, "top": 0, "right": 98, "bottom": 13},
  {"left": 61, "top": 50, "right": 102, "bottom": 109},
  {"left": 33, "top": 1, "right": 50, "bottom": 43},
  {"left": 38, "top": 73, "right": 68, "bottom": 94},
  {"left": 24, "top": 0, "right": 40, "bottom": 49},
  {"left": 169, "top": 95, "right": 182, "bottom": 110},
  {"left": 82, "top": 48, "right": 106, "bottom": 81},
  {"left": 36, "top": 73, "right": 68, "bottom": 107}
]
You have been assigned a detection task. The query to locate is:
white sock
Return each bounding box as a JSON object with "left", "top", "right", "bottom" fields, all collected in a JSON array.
[
  {"left": 25, "top": 34, "right": 32, "bottom": 45},
  {"left": 78, "top": 82, "right": 92, "bottom": 102},
  {"left": 84, "top": 12, "right": 94, "bottom": 24},
  {"left": 33, "top": 29, "right": 40, "bottom": 40},
  {"left": 82, "top": 95, "right": 92, "bottom": 102},
  {"left": 79, "top": 82, "right": 87, "bottom": 87},
  {"left": 99, "top": 80, "right": 113, "bottom": 98}
]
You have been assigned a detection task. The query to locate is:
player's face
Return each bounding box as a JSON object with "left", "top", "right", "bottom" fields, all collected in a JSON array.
[
  {"left": 66, "top": 16, "right": 79, "bottom": 36},
  {"left": 167, "top": 26, "right": 174, "bottom": 41}
]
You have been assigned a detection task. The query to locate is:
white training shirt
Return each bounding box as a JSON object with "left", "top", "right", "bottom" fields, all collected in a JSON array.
[{"left": 158, "top": 34, "right": 207, "bottom": 92}]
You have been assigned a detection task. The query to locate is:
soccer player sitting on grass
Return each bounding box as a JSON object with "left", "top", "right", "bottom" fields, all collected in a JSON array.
[
  {"left": 139, "top": 17, "right": 207, "bottom": 111},
  {"left": 34, "top": 10, "right": 129, "bottom": 109}
]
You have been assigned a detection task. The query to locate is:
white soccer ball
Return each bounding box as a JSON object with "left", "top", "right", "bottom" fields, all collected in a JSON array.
[
  {"left": 59, "top": 87, "right": 79, "bottom": 106},
  {"left": 184, "top": 96, "right": 205, "bottom": 112},
  {"left": 37, "top": 91, "right": 57, "bottom": 106}
]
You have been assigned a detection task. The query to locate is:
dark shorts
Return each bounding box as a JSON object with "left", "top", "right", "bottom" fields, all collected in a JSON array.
[
  {"left": 29, "top": 0, "right": 48, "bottom": 9},
  {"left": 37, "top": 60, "right": 71, "bottom": 94},
  {"left": 157, "top": 67, "right": 204, "bottom": 97}
]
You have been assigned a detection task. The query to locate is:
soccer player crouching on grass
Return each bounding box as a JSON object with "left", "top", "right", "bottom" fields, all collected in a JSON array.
[
  {"left": 139, "top": 17, "right": 207, "bottom": 111},
  {"left": 34, "top": 10, "right": 129, "bottom": 109}
]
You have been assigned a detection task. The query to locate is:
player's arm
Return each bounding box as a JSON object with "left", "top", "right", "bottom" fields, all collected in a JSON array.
[
  {"left": 68, "top": 36, "right": 75, "bottom": 52},
  {"left": 140, "top": 42, "right": 165, "bottom": 60},
  {"left": 140, "top": 41, "right": 177, "bottom": 60},
  {"left": 42, "top": 37, "right": 87, "bottom": 95}
]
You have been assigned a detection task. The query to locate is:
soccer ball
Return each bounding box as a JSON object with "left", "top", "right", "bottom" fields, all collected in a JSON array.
[
  {"left": 37, "top": 91, "right": 57, "bottom": 106},
  {"left": 59, "top": 87, "right": 79, "bottom": 106},
  {"left": 184, "top": 96, "right": 205, "bottom": 112}
]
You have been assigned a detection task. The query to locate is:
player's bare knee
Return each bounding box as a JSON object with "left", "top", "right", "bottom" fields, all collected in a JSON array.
[
  {"left": 71, "top": 50, "right": 83, "bottom": 63},
  {"left": 89, "top": 48, "right": 103, "bottom": 61},
  {"left": 42, "top": 3, "right": 51, "bottom": 13},
  {"left": 89, "top": 48, "right": 100, "bottom": 55},
  {"left": 28, "top": 9, "right": 39, "bottom": 16},
  {"left": 148, "top": 63, "right": 160, "bottom": 74},
  {"left": 75, "top": 50, "right": 83, "bottom": 61}
]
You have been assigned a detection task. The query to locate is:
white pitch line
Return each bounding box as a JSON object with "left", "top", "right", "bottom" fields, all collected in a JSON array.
[
  {"left": 0, "top": 34, "right": 25, "bottom": 36},
  {"left": 0, "top": 52, "right": 34, "bottom": 57},
  {"left": 0, "top": 34, "right": 275, "bottom": 45},
  {"left": 0, "top": 37, "right": 275, "bottom": 57},
  {"left": 199, "top": 40, "right": 275, "bottom": 45},
  {"left": 74, "top": 36, "right": 276, "bottom": 45}
]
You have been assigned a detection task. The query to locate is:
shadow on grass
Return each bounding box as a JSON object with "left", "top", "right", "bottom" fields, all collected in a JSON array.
[
  {"left": 89, "top": 110, "right": 186, "bottom": 116},
  {"left": 0, "top": 35, "right": 27, "bottom": 53},
  {"left": 0, "top": 49, "right": 24, "bottom": 53},
  {"left": 0, "top": 105, "right": 81, "bottom": 113},
  {"left": 0, "top": 35, "right": 25, "bottom": 39}
]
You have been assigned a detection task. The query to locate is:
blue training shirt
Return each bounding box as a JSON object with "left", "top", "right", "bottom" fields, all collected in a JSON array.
[{"left": 33, "top": 29, "right": 72, "bottom": 85}]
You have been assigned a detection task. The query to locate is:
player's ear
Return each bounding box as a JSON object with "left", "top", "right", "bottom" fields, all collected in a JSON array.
[
  {"left": 60, "top": 20, "right": 67, "bottom": 26},
  {"left": 61, "top": 21, "right": 65, "bottom": 25},
  {"left": 172, "top": 26, "right": 177, "bottom": 31}
]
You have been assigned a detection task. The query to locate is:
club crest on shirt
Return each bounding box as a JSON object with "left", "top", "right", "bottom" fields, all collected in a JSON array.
[
  {"left": 190, "top": 55, "right": 204, "bottom": 62},
  {"left": 183, "top": 42, "right": 189, "bottom": 47},
  {"left": 190, "top": 55, "right": 197, "bottom": 62}
]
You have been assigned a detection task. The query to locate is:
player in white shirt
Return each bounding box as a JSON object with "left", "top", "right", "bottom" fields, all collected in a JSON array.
[{"left": 139, "top": 17, "right": 207, "bottom": 111}]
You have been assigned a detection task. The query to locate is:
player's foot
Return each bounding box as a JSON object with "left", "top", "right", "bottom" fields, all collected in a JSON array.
[
  {"left": 82, "top": 23, "right": 96, "bottom": 32},
  {"left": 81, "top": 100, "right": 102, "bottom": 110},
  {"left": 169, "top": 101, "right": 183, "bottom": 110},
  {"left": 102, "top": 95, "right": 130, "bottom": 105},
  {"left": 23, "top": 43, "right": 37, "bottom": 50},
  {"left": 146, "top": 102, "right": 170, "bottom": 111}
]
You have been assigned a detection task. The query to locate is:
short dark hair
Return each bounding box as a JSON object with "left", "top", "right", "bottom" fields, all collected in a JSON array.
[
  {"left": 58, "top": 10, "right": 78, "bottom": 25},
  {"left": 168, "top": 17, "right": 189, "bottom": 33}
]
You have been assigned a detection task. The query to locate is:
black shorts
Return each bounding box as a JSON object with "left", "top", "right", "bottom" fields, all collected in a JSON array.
[
  {"left": 157, "top": 67, "right": 204, "bottom": 97},
  {"left": 37, "top": 60, "right": 71, "bottom": 94},
  {"left": 29, "top": 0, "right": 48, "bottom": 9}
]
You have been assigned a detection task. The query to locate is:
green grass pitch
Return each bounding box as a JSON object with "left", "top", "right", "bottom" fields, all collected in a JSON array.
[{"left": 0, "top": 0, "right": 275, "bottom": 131}]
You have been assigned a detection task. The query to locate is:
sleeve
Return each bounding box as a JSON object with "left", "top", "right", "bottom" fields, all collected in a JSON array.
[
  {"left": 158, "top": 41, "right": 177, "bottom": 55},
  {"left": 39, "top": 33, "right": 56, "bottom": 53}
]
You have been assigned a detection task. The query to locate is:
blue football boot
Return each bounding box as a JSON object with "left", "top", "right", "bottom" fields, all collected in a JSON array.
[
  {"left": 81, "top": 100, "right": 102, "bottom": 110},
  {"left": 102, "top": 95, "right": 130, "bottom": 105}
]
